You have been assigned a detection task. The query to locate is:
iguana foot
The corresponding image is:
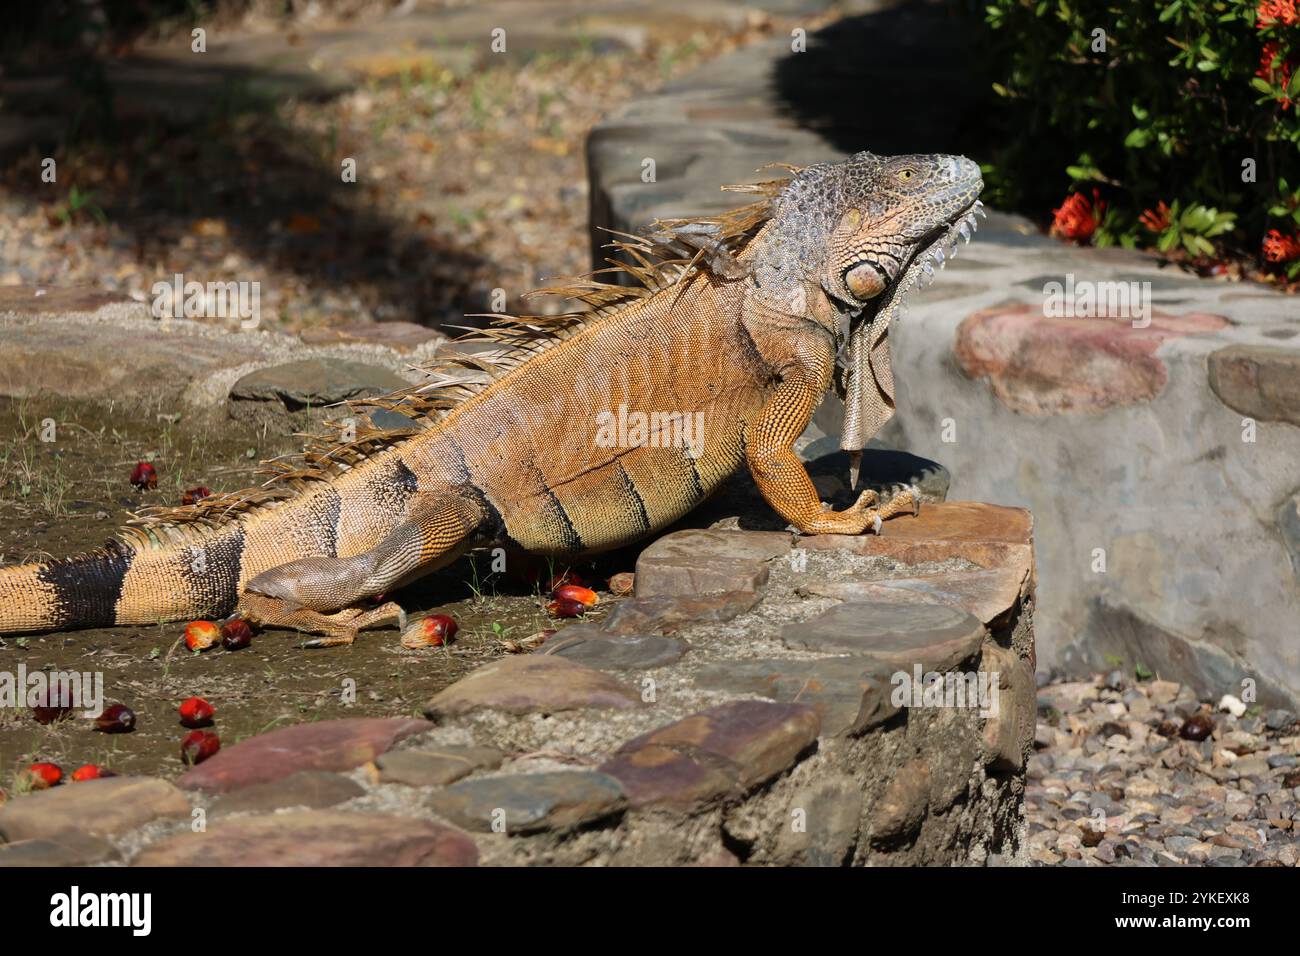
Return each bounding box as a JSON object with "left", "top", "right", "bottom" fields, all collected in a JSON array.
[
  {"left": 234, "top": 593, "right": 406, "bottom": 648},
  {"left": 802, "top": 486, "right": 918, "bottom": 535}
]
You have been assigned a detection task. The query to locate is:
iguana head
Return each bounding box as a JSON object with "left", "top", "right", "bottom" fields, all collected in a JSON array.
[{"left": 754, "top": 151, "right": 984, "bottom": 468}]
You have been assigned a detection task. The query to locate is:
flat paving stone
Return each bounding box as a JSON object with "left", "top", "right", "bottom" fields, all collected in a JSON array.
[
  {"left": 955, "top": 305, "right": 1227, "bottom": 415},
  {"left": 612, "top": 700, "right": 819, "bottom": 792},
  {"left": 132, "top": 810, "right": 478, "bottom": 866},
  {"left": 803, "top": 567, "right": 1027, "bottom": 625},
  {"left": 633, "top": 529, "right": 792, "bottom": 596},
  {"left": 598, "top": 744, "right": 739, "bottom": 812},
  {"left": 0, "top": 777, "right": 191, "bottom": 842},
  {"left": 209, "top": 771, "right": 364, "bottom": 818},
  {"left": 542, "top": 631, "right": 688, "bottom": 670},
  {"left": 782, "top": 601, "right": 986, "bottom": 673},
  {"left": 1208, "top": 343, "right": 1300, "bottom": 427},
  {"left": 428, "top": 771, "right": 626, "bottom": 834},
  {"left": 599, "top": 590, "right": 760, "bottom": 635},
  {"left": 693, "top": 657, "right": 899, "bottom": 737},
  {"left": 376, "top": 746, "right": 504, "bottom": 788},
  {"left": 230, "top": 358, "right": 409, "bottom": 408},
  {"left": 424, "top": 655, "right": 640, "bottom": 719},
  {"left": 0, "top": 832, "right": 121, "bottom": 867},
  {"left": 176, "top": 717, "right": 428, "bottom": 794}
]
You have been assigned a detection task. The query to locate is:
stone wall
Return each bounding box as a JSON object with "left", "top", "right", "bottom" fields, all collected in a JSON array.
[
  {"left": 586, "top": 23, "right": 1300, "bottom": 709},
  {"left": 0, "top": 503, "right": 1036, "bottom": 867}
]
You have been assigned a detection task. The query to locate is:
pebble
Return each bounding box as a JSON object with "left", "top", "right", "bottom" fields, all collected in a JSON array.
[{"left": 1030, "top": 674, "right": 1300, "bottom": 867}]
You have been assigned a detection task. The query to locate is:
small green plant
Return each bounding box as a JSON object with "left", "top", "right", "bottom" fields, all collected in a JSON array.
[{"left": 55, "top": 185, "right": 107, "bottom": 226}]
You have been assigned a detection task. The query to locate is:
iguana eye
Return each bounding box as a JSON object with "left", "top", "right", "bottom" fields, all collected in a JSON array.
[{"left": 897, "top": 168, "right": 915, "bottom": 181}]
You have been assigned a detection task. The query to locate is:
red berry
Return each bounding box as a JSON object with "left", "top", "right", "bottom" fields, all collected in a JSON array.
[
  {"left": 546, "top": 597, "right": 586, "bottom": 618},
  {"left": 552, "top": 584, "right": 598, "bottom": 607},
  {"left": 220, "top": 617, "right": 254, "bottom": 651},
  {"left": 184, "top": 620, "right": 221, "bottom": 652},
  {"left": 130, "top": 461, "right": 158, "bottom": 490},
  {"left": 94, "top": 702, "right": 136, "bottom": 734},
  {"left": 180, "top": 730, "right": 221, "bottom": 765},
  {"left": 182, "top": 486, "right": 212, "bottom": 506},
  {"left": 30, "top": 677, "right": 75, "bottom": 724},
  {"left": 178, "top": 696, "right": 215, "bottom": 728},
  {"left": 70, "top": 765, "right": 115, "bottom": 782},
  {"left": 23, "top": 762, "right": 63, "bottom": 789}
]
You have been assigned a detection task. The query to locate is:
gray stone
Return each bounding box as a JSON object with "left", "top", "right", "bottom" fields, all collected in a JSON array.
[
  {"left": 230, "top": 358, "right": 409, "bottom": 409},
  {"left": 773, "top": 774, "right": 863, "bottom": 867},
  {"left": 133, "top": 811, "right": 478, "bottom": 866},
  {"left": 611, "top": 700, "right": 819, "bottom": 792},
  {"left": 633, "top": 529, "right": 791, "bottom": 596},
  {"left": 693, "top": 657, "right": 898, "bottom": 737},
  {"left": 599, "top": 590, "right": 760, "bottom": 635},
  {"left": 1265, "top": 709, "right": 1297, "bottom": 731},
  {"left": 424, "top": 655, "right": 640, "bottom": 718},
  {"left": 376, "top": 746, "right": 504, "bottom": 787},
  {"left": 0, "top": 832, "right": 121, "bottom": 866},
  {"left": 209, "top": 771, "right": 364, "bottom": 818},
  {"left": 782, "top": 601, "right": 986, "bottom": 672},
  {"left": 543, "top": 632, "right": 688, "bottom": 670},
  {"left": 1208, "top": 344, "right": 1300, "bottom": 427},
  {"left": 870, "top": 760, "right": 931, "bottom": 845},
  {"left": 0, "top": 777, "right": 192, "bottom": 842},
  {"left": 428, "top": 771, "right": 626, "bottom": 834}
]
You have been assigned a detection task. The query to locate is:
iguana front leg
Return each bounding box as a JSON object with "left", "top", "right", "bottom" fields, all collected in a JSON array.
[
  {"left": 236, "top": 492, "right": 485, "bottom": 646},
  {"left": 745, "top": 362, "right": 915, "bottom": 535}
]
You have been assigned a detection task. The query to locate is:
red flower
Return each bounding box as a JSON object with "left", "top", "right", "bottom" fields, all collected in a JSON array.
[
  {"left": 1263, "top": 229, "right": 1300, "bottom": 262},
  {"left": 1257, "top": 0, "right": 1299, "bottom": 29},
  {"left": 1139, "top": 201, "right": 1172, "bottom": 234},
  {"left": 1050, "top": 190, "right": 1106, "bottom": 243},
  {"left": 1257, "top": 42, "right": 1295, "bottom": 109}
]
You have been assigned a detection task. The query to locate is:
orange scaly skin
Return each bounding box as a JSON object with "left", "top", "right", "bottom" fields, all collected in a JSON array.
[{"left": 0, "top": 151, "right": 983, "bottom": 645}]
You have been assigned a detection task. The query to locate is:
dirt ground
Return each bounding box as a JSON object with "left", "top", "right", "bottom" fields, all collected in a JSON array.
[{"left": 0, "top": 397, "right": 628, "bottom": 785}]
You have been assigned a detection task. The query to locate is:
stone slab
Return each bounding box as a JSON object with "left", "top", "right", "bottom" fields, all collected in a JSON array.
[
  {"left": 424, "top": 655, "right": 640, "bottom": 719},
  {"left": 428, "top": 771, "right": 626, "bottom": 834},
  {"left": 782, "top": 601, "right": 986, "bottom": 673},
  {"left": 0, "top": 777, "right": 191, "bottom": 842}
]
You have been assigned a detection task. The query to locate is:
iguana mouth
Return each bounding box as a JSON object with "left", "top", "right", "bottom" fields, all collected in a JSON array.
[{"left": 837, "top": 198, "right": 984, "bottom": 481}]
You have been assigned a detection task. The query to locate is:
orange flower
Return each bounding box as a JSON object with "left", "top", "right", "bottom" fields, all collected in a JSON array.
[
  {"left": 1257, "top": 42, "right": 1295, "bottom": 109},
  {"left": 1257, "top": 0, "right": 1299, "bottom": 28},
  {"left": 1263, "top": 229, "right": 1300, "bottom": 262},
  {"left": 1139, "top": 201, "right": 1172, "bottom": 233},
  {"left": 1050, "top": 190, "right": 1105, "bottom": 243}
]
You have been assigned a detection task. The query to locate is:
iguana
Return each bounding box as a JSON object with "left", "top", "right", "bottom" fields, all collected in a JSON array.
[{"left": 0, "top": 151, "right": 983, "bottom": 646}]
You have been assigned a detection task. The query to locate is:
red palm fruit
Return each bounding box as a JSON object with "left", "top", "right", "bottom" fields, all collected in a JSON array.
[
  {"left": 546, "top": 597, "right": 587, "bottom": 618},
  {"left": 94, "top": 703, "right": 136, "bottom": 734},
  {"left": 220, "top": 617, "right": 254, "bottom": 650},
  {"left": 180, "top": 730, "right": 221, "bottom": 765},
  {"left": 548, "top": 569, "right": 587, "bottom": 591},
  {"left": 178, "top": 696, "right": 215, "bottom": 728},
  {"left": 400, "top": 614, "right": 458, "bottom": 649},
  {"left": 23, "top": 763, "right": 63, "bottom": 789},
  {"left": 552, "top": 584, "right": 598, "bottom": 607},
  {"left": 70, "top": 765, "right": 116, "bottom": 782},
  {"left": 184, "top": 620, "right": 221, "bottom": 652},
  {"left": 130, "top": 462, "right": 158, "bottom": 490},
  {"left": 182, "top": 486, "right": 212, "bottom": 506},
  {"left": 31, "top": 677, "right": 74, "bottom": 724}
]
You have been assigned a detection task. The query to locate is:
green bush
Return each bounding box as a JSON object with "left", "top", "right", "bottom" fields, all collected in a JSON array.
[{"left": 972, "top": 0, "right": 1300, "bottom": 275}]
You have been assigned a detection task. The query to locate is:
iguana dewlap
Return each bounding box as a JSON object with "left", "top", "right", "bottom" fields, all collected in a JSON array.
[{"left": 0, "top": 151, "right": 983, "bottom": 644}]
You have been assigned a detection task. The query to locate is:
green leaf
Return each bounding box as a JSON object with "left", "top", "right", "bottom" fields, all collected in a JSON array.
[
  {"left": 1251, "top": 77, "right": 1275, "bottom": 95},
  {"left": 1124, "top": 128, "right": 1152, "bottom": 148}
]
